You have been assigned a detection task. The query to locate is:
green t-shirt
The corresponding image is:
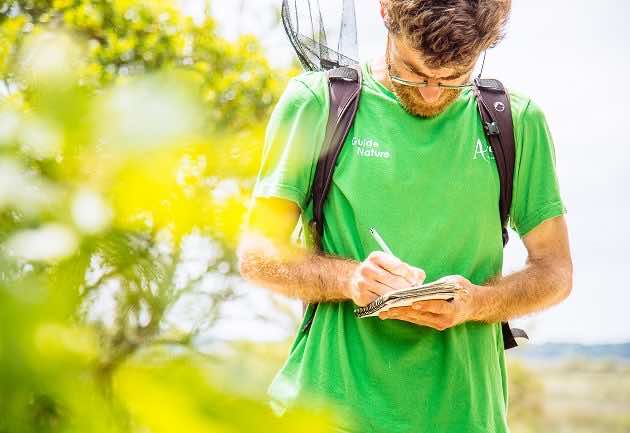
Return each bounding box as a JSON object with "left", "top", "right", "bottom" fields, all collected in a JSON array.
[{"left": 251, "top": 62, "right": 566, "bottom": 433}]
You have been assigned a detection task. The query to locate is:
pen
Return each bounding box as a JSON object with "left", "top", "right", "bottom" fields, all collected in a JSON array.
[{"left": 369, "top": 227, "right": 394, "bottom": 256}]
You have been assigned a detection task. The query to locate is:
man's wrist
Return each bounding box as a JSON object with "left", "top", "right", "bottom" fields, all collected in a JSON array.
[
  {"left": 469, "top": 283, "right": 494, "bottom": 322},
  {"left": 339, "top": 260, "right": 359, "bottom": 301}
]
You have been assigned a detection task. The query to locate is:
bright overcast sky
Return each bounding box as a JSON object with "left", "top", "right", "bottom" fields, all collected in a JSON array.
[{"left": 204, "top": 0, "right": 630, "bottom": 344}]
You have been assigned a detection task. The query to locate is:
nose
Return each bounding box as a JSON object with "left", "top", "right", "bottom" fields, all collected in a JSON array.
[{"left": 418, "top": 86, "right": 443, "bottom": 103}]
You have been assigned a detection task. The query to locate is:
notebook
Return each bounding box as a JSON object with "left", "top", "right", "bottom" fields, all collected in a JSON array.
[{"left": 353, "top": 280, "right": 462, "bottom": 318}]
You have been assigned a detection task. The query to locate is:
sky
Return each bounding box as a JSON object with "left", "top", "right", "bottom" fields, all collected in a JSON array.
[{"left": 205, "top": 0, "right": 630, "bottom": 344}]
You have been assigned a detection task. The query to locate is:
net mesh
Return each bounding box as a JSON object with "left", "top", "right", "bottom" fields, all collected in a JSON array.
[{"left": 281, "top": 0, "right": 359, "bottom": 71}]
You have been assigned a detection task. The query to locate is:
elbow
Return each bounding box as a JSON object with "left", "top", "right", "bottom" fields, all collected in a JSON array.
[
  {"left": 559, "top": 276, "right": 572, "bottom": 304},
  {"left": 236, "top": 231, "right": 280, "bottom": 284},
  {"left": 237, "top": 231, "right": 300, "bottom": 291},
  {"left": 236, "top": 233, "right": 257, "bottom": 282},
  {"left": 238, "top": 255, "right": 260, "bottom": 284},
  {"left": 237, "top": 242, "right": 259, "bottom": 283},
  {"left": 237, "top": 252, "right": 250, "bottom": 280},
  {"left": 557, "top": 259, "right": 573, "bottom": 303}
]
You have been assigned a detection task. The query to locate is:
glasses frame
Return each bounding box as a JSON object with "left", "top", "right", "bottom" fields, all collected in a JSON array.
[{"left": 386, "top": 35, "right": 486, "bottom": 90}]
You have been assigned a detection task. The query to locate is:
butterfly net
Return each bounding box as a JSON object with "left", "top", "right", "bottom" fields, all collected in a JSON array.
[{"left": 281, "top": 0, "right": 359, "bottom": 71}]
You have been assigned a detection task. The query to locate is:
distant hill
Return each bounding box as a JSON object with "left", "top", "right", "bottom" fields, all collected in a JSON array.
[{"left": 508, "top": 342, "right": 630, "bottom": 361}]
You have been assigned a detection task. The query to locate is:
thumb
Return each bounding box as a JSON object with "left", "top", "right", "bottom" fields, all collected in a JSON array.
[{"left": 410, "top": 266, "right": 427, "bottom": 285}]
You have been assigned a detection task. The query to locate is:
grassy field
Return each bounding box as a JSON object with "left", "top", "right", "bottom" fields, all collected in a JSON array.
[
  {"left": 215, "top": 341, "right": 630, "bottom": 432},
  {"left": 508, "top": 357, "right": 630, "bottom": 433}
]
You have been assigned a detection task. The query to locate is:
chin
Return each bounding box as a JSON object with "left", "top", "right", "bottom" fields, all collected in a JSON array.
[{"left": 393, "top": 85, "right": 461, "bottom": 118}]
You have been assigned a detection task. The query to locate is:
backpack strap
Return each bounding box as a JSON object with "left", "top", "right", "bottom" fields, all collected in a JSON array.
[
  {"left": 301, "top": 65, "right": 362, "bottom": 333},
  {"left": 473, "top": 78, "right": 515, "bottom": 247},
  {"left": 474, "top": 78, "right": 528, "bottom": 350},
  {"left": 309, "top": 65, "right": 363, "bottom": 249}
]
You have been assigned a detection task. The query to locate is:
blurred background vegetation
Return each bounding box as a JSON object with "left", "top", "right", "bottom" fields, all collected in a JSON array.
[
  {"left": 0, "top": 1, "right": 322, "bottom": 432},
  {"left": 0, "top": 1, "right": 628, "bottom": 433}
]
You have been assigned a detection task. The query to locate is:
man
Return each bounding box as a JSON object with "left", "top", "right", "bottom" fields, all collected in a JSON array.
[{"left": 238, "top": 0, "right": 573, "bottom": 432}]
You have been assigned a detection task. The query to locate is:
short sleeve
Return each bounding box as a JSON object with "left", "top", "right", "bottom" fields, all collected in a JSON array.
[
  {"left": 509, "top": 99, "right": 567, "bottom": 237},
  {"left": 252, "top": 74, "right": 328, "bottom": 211}
]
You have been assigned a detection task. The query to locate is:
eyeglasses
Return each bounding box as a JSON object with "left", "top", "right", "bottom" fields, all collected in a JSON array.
[
  {"left": 386, "top": 36, "right": 485, "bottom": 90},
  {"left": 388, "top": 73, "right": 474, "bottom": 90}
]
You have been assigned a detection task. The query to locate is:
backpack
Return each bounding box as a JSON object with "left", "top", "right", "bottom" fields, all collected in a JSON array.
[{"left": 302, "top": 64, "right": 528, "bottom": 350}]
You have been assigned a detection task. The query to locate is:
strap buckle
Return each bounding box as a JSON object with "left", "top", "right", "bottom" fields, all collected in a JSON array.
[{"left": 484, "top": 121, "right": 500, "bottom": 136}]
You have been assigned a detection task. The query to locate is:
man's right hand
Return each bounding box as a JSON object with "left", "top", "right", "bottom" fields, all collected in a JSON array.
[{"left": 346, "top": 251, "right": 426, "bottom": 306}]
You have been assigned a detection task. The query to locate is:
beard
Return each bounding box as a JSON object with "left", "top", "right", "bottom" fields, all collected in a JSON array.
[{"left": 389, "top": 65, "right": 462, "bottom": 118}]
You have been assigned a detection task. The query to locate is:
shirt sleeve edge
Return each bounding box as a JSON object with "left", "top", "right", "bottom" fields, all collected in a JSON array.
[
  {"left": 515, "top": 201, "right": 567, "bottom": 238},
  {"left": 252, "top": 181, "right": 307, "bottom": 212}
]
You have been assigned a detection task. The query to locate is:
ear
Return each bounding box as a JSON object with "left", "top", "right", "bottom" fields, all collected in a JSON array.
[{"left": 380, "top": 0, "right": 392, "bottom": 31}]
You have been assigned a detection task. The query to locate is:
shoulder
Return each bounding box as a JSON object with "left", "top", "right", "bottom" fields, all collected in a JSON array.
[
  {"left": 507, "top": 88, "right": 547, "bottom": 127},
  {"left": 266, "top": 70, "right": 329, "bottom": 128},
  {"left": 505, "top": 88, "right": 557, "bottom": 166},
  {"left": 281, "top": 70, "right": 329, "bottom": 107}
]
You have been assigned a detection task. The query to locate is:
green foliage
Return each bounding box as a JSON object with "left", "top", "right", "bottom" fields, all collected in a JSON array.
[
  {"left": 113, "top": 346, "right": 331, "bottom": 433},
  {"left": 0, "top": 0, "right": 283, "bottom": 130},
  {"left": 0, "top": 1, "right": 314, "bottom": 432}
]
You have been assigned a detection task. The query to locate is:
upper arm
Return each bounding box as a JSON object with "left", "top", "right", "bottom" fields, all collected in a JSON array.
[
  {"left": 237, "top": 196, "right": 302, "bottom": 273},
  {"left": 508, "top": 97, "right": 572, "bottom": 300},
  {"left": 522, "top": 215, "right": 573, "bottom": 283},
  {"left": 508, "top": 95, "right": 571, "bottom": 273},
  {"left": 238, "top": 74, "right": 326, "bottom": 261},
  {"left": 241, "top": 196, "right": 301, "bottom": 246},
  {"left": 237, "top": 196, "right": 302, "bottom": 280},
  {"left": 509, "top": 97, "right": 567, "bottom": 237},
  {"left": 252, "top": 73, "right": 328, "bottom": 211}
]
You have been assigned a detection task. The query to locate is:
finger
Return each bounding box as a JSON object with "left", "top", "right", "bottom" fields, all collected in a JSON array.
[
  {"left": 412, "top": 299, "right": 455, "bottom": 315},
  {"left": 356, "top": 276, "right": 396, "bottom": 298},
  {"left": 380, "top": 306, "right": 427, "bottom": 319},
  {"left": 379, "top": 307, "right": 413, "bottom": 319},
  {"left": 409, "top": 266, "right": 427, "bottom": 285},
  {"left": 368, "top": 251, "right": 403, "bottom": 274},
  {"left": 434, "top": 274, "right": 466, "bottom": 287},
  {"left": 368, "top": 252, "right": 418, "bottom": 285},
  {"left": 362, "top": 264, "right": 411, "bottom": 291},
  {"left": 354, "top": 289, "right": 380, "bottom": 307},
  {"left": 382, "top": 306, "right": 414, "bottom": 315},
  {"left": 395, "top": 264, "right": 419, "bottom": 285},
  {"left": 392, "top": 262, "right": 427, "bottom": 286},
  {"left": 385, "top": 308, "right": 419, "bottom": 319},
  {"left": 412, "top": 312, "right": 449, "bottom": 330},
  {"left": 383, "top": 310, "right": 445, "bottom": 329},
  {"left": 405, "top": 314, "right": 447, "bottom": 331},
  {"left": 382, "top": 309, "right": 418, "bottom": 319}
]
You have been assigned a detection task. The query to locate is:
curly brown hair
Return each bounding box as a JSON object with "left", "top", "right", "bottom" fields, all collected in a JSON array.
[{"left": 383, "top": 0, "right": 511, "bottom": 69}]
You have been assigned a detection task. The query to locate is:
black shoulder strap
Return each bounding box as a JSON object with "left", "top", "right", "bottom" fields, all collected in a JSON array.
[
  {"left": 309, "top": 65, "right": 362, "bottom": 250},
  {"left": 473, "top": 78, "right": 515, "bottom": 247},
  {"left": 301, "top": 65, "right": 361, "bottom": 334},
  {"left": 474, "top": 78, "right": 528, "bottom": 350}
]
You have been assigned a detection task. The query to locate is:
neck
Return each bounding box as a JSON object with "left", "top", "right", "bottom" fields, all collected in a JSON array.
[{"left": 369, "top": 55, "right": 394, "bottom": 92}]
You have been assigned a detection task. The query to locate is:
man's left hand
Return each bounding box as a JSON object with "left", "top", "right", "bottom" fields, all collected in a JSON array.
[{"left": 378, "top": 275, "right": 479, "bottom": 331}]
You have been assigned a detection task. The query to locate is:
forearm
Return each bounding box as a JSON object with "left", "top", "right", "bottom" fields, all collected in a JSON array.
[
  {"left": 471, "top": 256, "right": 572, "bottom": 323},
  {"left": 238, "top": 234, "right": 359, "bottom": 303}
]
